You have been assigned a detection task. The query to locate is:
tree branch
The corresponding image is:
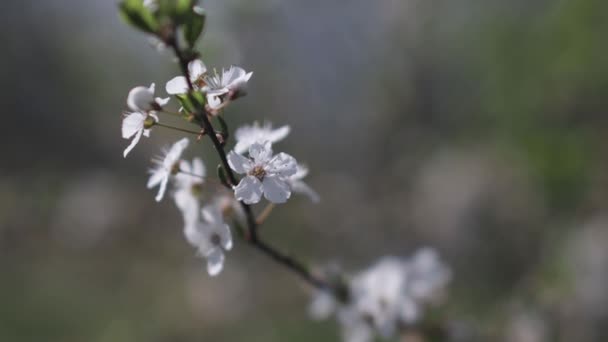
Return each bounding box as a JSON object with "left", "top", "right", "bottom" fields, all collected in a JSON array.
[{"left": 167, "top": 37, "right": 340, "bottom": 296}]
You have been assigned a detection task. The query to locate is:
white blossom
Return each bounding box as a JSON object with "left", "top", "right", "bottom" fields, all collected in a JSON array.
[
  {"left": 227, "top": 141, "right": 297, "bottom": 204},
  {"left": 165, "top": 59, "right": 207, "bottom": 95},
  {"left": 203, "top": 66, "right": 253, "bottom": 109},
  {"left": 184, "top": 204, "right": 233, "bottom": 276},
  {"left": 337, "top": 306, "right": 374, "bottom": 342},
  {"left": 350, "top": 257, "right": 419, "bottom": 338},
  {"left": 308, "top": 249, "right": 451, "bottom": 342},
  {"left": 147, "top": 138, "right": 189, "bottom": 202},
  {"left": 127, "top": 83, "right": 169, "bottom": 112},
  {"left": 121, "top": 111, "right": 158, "bottom": 158},
  {"left": 174, "top": 158, "right": 206, "bottom": 226},
  {"left": 233, "top": 122, "right": 290, "bottom": 154},
  {"left": 288, "top": 164, "right": 320, "bottom": 203}
]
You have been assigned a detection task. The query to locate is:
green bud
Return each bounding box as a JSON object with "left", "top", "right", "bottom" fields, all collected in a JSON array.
[
  {"left": 118, "top": 0, "right": 159, "bottom": 34},
  {"left": 183, "top": 7, "right": 206, "bottom": 48},
  {"left": 143, "top": 116, "right": 157, "bottom": 129}
]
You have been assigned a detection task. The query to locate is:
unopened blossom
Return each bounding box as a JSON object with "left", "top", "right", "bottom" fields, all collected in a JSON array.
[
  {"left": 227, "top": 141, "right": 297, "bottom": 204},
  {"left": 147, "top": 138, "right": 189, "bottom": 202},
  {"left": 233, "top": 122, "right": 290, "bottom": 154},
  {"left": 203, "top": 66, "right": 253, "bottom": 109},
  {"left": 184, "top": 204, "right": 233, "bottom": 276},
  {"left": 121, "top": 111, "right": 158, "bottom": 158},
  {"left": 165, "top": 59, "right": 207, "bottom": 95},
  {"left": 288, "top": 164, "right": 320, "bottom": 203},
  {"left": 174, "top": 158, "right": 206, "bottom": 226},
  {"left": 127, "top": 83, "right": 169, "bottom": 112}
]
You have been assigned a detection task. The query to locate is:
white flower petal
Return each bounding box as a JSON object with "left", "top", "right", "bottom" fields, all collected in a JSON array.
[
  {"left": 206, "top": 94, "right": 223, "bottom": 110},
  {"left": 127, "top": 85, "right": 155, "bottom": 111},
  {"left": 225, "top": 66, "right": 246, "bottom": 85},
  {"left": 218, "top": 224, "right": 233, "bottom": 251},
  {"left": 249, "top": 141, "right": 272, "bottom": 164},
  {"left": 308, "top": 291, "right": 336, "bottom": 320},
  {"left": 183, "top": 221, "right": 203, "bottom": 247},
  {"left": 206, "top": 248, "right": 225, "bottom": 276},
  {"left": 123, "top": 129, "right": 143, "bottom": 158},
  {"left": 147, "top": 169, "right": 166, "bottom": 189},
  {"left": 267, "top": 152, "right": 297, "bottom": 177},
  {"left": 155, "top": 97, "right": 170, "bottom": 107},
  {"left": 165, "top": 76, "right": 189, "bottom": 95},
  {"left": 201, "top": 205, "right": 222, "bottom": 224},
  {"left": 262, "top": 175, "right": 291, "bottom": 203},
  {"left": 165, "top": 138, "right": 189, "bottom": 165},
  {"left": 267, "top": 125, "right": 290, "bottom": 143},
  {"left": 174, "top": 189, "right": 199, "bottom": 227},
  {"left": 188, "top": 59, "right": 207, "bottom": 80},
  {"left": 291, "top": 180, "right": 320, "bottom": 203},
  {"left": 155, "top": 176, "right": 169, "bottom": 202},
  {"left": 192, "top": 157, "right": 206, "bottom": 178},
  {"left": 227, "top": 151, "right": 253, "bottom": 174},
  {"left": 122, "top": 112, "right": 145, "bottom": 139},
  {"left": 234, "top": 176, "right": 263, "bottom": 204}
]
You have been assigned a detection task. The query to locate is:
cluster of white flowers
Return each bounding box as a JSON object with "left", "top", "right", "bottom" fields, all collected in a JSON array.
[
  {"left": 309, "top": 248, "right": 451, "bottom": 342},
  {"left": 119, "top": 3, "right": 453, "bottom": 340},
  {"left": 121, "top": 58, "right": 318, "bottom": 276}
]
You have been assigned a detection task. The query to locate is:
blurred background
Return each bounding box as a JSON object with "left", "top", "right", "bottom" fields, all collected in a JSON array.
[{"left": 1, "top": 0, "right": 607, "bottom": 341}]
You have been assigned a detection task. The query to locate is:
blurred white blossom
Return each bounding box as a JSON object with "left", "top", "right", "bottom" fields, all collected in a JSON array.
[
  {"left": 174, "top": 157, "right": 206, "bottom": 226},
  {"left": 184, "top": 204, "right": 233, "bottom": 276},
  {"left": 227, "top": 141, "right": 297, "bottom": 204},
  {"left": 288, "top": 164, "right": 320, "bottom": 203},
  {"left": 233, "top": 122, "right": 290, "bottom": 155},
  {"left": 147, "top": 138, "right": 189, "bottom": 202},
  {"left": 309, "top": 248, "right": 451, "bottom": 342}
]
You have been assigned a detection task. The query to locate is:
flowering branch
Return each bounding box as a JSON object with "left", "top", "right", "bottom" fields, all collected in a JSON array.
[
  {"left": 118, "top": 2, "right": 452, "bottom": 341},
  {"left": 166, "top": 34, "right": 339, "bottom": 295}
]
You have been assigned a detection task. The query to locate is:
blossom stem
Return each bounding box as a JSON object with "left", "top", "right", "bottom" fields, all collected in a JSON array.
[
  {"left": 159, "top": 109, "right": 183, "bottom": 117},
  {"left": 155, "top": 122, "right": 202, "bottom": 135},
  {"left": 256, "top": 203, "right": 275, "bottom": 225},
  {"left": 168, "top": 37, "right": 339, "bottom": 295}
]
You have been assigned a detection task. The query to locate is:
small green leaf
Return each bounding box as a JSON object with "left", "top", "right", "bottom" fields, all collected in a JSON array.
[
  {"left": 190, "top": 90, "right": 206, "bottom": 108},
  {"left": 183, "top": 8, "right": 206, "bottom": 48},
  {"left": 118, "top": 0, "right": 158, "bottom": 34},
  {"left": 158, "top": 0, "right": 193, "bottom": 23},
  {"left": 176, "top": 94, "right": 196, "bottom": 114}
]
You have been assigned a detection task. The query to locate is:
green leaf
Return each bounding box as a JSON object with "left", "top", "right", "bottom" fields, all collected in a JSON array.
[
  {"left": 176, "top": 94, "right": 196, "bottom": 114},
  {"left": 183, "top": 8, "right": 206, "bottom": 48},
  {"left": 190, "top": 90, "right": 206, "bottom": 108},
  {"left": 158, "top": 0, "right": 193, "bottom": 23},
  {"left": 118, "top": 0, "right": 158, "bottom": 34}
]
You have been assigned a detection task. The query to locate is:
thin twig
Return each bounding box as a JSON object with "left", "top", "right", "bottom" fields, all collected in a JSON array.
[{"left": 155, "top": 122, "right": 202, "bottom": 135}]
